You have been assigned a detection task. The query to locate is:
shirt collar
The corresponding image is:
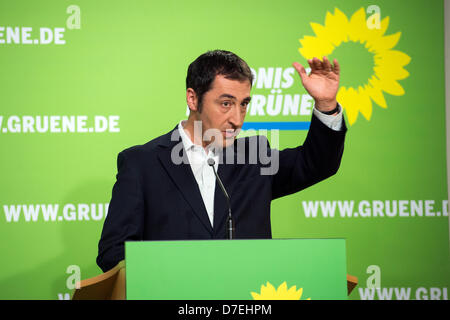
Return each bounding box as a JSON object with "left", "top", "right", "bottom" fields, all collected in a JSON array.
[
  {"left": 177, "top": 120, "right": 195, "bottom": 151},
  {"left": 177, "top": 120, "right": 219, "bottom": 156}
]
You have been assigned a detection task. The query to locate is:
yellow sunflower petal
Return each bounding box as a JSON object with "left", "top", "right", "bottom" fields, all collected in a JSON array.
[
  {"left": 378, "top": 16, "right": 390, "bottom": 37},
  {"left": 294, "top": 287, "right": 303, "bottom": 300},
  {"left": 357, "top": 86, "right": 373, "bottom": 120},
  {"left": 338, "top": 87, "right": 359, "bottom": 125},
  {"left": 364, "top": 16, "right": 391, "bottom": 48},
  {"left": 373, "top": 64, "right": 410, "bottom": 81},
  {"left": 251, "top": 292, "right": 261, "bottom": 300},
  {"left": 286, "top": 285, "right": 298, "bottom": 296},
  {"left": 348, "top": 7, "right": 367, "bottom": 43},
  {"left": 284, "top": 285, "right": 302, "bottom": 300},
  {"left": 371, "top": 77, "right": 405, "bottom": 96},
  {"left": 260, "top": 282, "right": 275, "bottom": 296},
  {"left": 365, "top": 80, "right": 387, "bottom": 108},
  {"left": 323, "top": 8, "right": 349, "bottom": 46},
  {"left": 310, "top": 22, "right": 327, "bottom": 39},
  {"left": 366, "top": 32, "right": 401, "bottom": 53},
  {"left": 377, "top": 50, "right": 411, "bottom": 66},
  {"left": 299, "top": 36, "right": 334, "bottom": 59},
  {"left": 373, "top": 50, "right": 410, "bottom": 85},
  {"left": 278, "top": 281, "right": 288, "bottom": 293}
]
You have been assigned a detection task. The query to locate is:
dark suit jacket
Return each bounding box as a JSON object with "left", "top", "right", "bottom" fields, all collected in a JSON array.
[{"left": 96, "top": 114, "right": 347, "bottom": 272}]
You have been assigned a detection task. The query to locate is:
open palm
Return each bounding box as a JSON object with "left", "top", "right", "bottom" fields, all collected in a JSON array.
[{"left": 293, "top": 56, "right": 340, "bottom": 112}]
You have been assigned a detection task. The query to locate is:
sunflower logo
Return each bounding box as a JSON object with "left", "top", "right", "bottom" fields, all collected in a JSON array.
[
  {"left": 251, "top": 281, "right": 310, "bottom": 300},
  {"left": 298, "top": 7, "right": 411, "bottom": 125}
]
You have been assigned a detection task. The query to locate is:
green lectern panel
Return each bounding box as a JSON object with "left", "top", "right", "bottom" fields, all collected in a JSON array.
[{"left": 125, "top": 238, "right": 347, "bottom": 300}]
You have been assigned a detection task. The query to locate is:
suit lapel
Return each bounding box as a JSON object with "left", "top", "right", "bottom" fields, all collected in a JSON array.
[{"left": 157, "top": 127, "right": 213, "bottom": 235}]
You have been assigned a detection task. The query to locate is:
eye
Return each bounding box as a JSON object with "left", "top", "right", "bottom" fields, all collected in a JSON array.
[
  {"left": 241, "top": 101, "right": 249, "bottom": 108},
  {"left": 222, "top": 101, "right": 232, "bottom": 107}
]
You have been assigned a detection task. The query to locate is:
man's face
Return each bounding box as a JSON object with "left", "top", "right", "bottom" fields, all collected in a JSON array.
[{"left": 191, "top": 75, "right": 251, "bottom": 148}]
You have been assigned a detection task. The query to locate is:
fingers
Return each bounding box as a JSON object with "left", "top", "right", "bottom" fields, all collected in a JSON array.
[
  {"left": 294, "top": 57, "right": 340, "bottom": 80},
  {"left": 310, "top": 57, "right": 323, "bottom": 71},
  {"left": 292, "top": 62, "right": 308, "bottom": 83},
  {"left": 333, "top": 58, "right": 340, "bottom": 75},
  {"left": 306, "top": 59, "right": 314, "bottom": 71},
  {"left": 322, "top": 56, "right": 332, "bottom": 71},
  {"left": 307, "top": 57, "right": 325, "bottom": 73},
  {"left": 307, "top": 56, "right": 340, "bottom": 75}
]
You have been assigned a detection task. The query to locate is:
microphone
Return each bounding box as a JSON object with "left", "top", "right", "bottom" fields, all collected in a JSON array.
[{"left": 207, "top": 158, "right": 235, "bottom": 239}]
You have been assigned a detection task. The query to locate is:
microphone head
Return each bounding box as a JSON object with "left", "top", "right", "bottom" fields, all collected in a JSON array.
[{"left": 207, "top": 158, "right": 215, "bottom": 166}]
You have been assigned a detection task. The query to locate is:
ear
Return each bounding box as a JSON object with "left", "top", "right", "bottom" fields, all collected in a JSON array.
[{"left": 186, "top": 88, "right": 199, "bottom": 112}]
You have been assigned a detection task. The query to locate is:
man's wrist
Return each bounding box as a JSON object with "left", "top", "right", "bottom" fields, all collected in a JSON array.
[
  {"left": 319, "top": 103, "right": 340, "bottom": 115},
  {"left": 314, "top": 99, "right": 338, "bottom": 114},
  {"left": 313, "top": 103, "right": 343, "bottom": 131}
]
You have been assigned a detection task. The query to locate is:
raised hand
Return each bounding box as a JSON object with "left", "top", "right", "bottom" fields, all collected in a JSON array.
[{"left": 293, "top": 57, "right": 340, "bottom": 113}]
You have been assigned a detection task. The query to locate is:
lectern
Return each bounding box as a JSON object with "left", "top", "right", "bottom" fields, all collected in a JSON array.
[{"left": 72, "top": 239, "right": 358, "bottom": 300}]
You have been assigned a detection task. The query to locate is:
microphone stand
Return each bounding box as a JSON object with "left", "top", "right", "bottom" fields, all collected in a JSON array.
[{"left": 207, "top": 158, "right": 235, "bottom": 239}]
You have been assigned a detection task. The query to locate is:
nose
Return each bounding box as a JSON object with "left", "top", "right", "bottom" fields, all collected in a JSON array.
[{"left": 228, "top": 105, "right": 244, "bottom": 128}]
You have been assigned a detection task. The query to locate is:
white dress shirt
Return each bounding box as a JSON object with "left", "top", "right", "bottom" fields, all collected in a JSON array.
[
  {"left": 313, "top": 104, "right": 343, "bottom": 131},
  {"left": 178, "top": 120, "right": 219, "bottom": 227},
  {"left": 177, "top": 105, "right": 343, "bottom": 228}
]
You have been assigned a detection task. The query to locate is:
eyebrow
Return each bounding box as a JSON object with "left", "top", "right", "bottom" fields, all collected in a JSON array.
[{"left": 219, "top": 94, "right": 252, "bottom": 103}]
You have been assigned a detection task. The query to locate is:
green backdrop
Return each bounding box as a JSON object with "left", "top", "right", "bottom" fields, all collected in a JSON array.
[{"left": 0, "top": 0, "right": 448, "bottom": 300}]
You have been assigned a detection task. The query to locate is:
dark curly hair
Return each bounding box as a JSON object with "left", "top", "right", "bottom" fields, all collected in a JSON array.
[{"left": 186, "top": 50, "right": 253, "bottom": 112}]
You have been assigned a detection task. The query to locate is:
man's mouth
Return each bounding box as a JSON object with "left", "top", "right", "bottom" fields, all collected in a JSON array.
[{"left": 222, "top": 129, "right": 239, "bottom": 138}]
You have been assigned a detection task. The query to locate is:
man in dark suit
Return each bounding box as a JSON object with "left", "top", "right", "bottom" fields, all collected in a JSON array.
[{"left": 97, "top": 50, "right": 346, "bottom": 272}]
